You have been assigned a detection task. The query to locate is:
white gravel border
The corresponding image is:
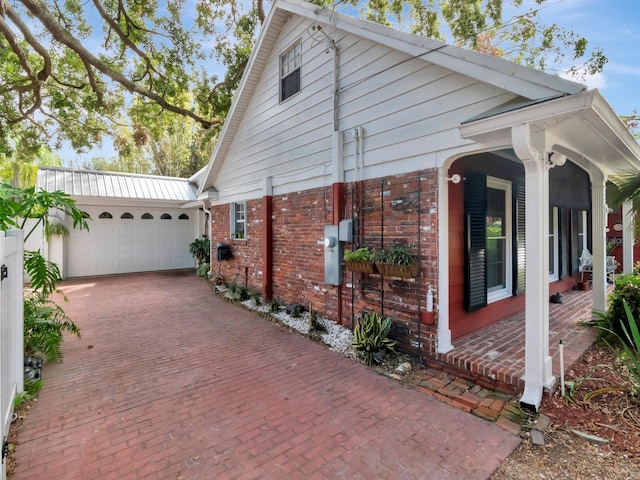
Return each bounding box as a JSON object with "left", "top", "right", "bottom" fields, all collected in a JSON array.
[{"left": 218, "top": 287, "right": 355, "bottom": 357}]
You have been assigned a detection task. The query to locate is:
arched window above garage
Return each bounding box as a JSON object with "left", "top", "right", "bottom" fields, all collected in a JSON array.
[
  {"left": 179, "top": 214, "right": 189, "bottom": 220},
  {"left": 121, "top": 212, "right": 134, "bottom": 219},
  {"left": 161, "top": 213, "right": 172, "bottom": 219},
  {"left": 141, "top": 213, "right": 153, "bottom": 219},
  {"left": 99, "top": 212, "right": 113, "bottom": 219}
]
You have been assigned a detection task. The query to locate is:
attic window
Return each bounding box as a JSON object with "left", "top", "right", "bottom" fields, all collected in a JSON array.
[
  {"left": 99, "top": 212, "right": 113, "bottom": 219},
  {"left": 280, "top": 41, "right": 301, "bottom": 102}
]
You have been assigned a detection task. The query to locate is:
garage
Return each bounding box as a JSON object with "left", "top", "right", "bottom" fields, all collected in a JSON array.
[
  {"left": 66, "top": 206, "right": 197, "bottom": 277},
  {"left": 37, "top": 167, "right": 204, "bottom": 278}
]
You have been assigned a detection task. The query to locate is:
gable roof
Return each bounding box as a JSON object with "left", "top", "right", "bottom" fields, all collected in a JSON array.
[
  {"left": 198, "top": 0, "right": 586, "bottom": 195},
  {"left": 37, "top": 167, "right": 197, "bottom": 202}
]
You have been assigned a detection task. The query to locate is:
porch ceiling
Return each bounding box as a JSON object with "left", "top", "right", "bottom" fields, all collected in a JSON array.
[{"left": 460, "top": 90, "right": 640, "bottom": 180}]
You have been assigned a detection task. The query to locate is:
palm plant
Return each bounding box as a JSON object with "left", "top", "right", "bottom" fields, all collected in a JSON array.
[{"left": 189, "top": 237, "right": 210, "bottom": 265}]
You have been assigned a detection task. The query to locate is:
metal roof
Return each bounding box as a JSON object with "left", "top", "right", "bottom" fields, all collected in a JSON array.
[{"left": 37, "top": 167, "right": 198, "bottom": 202}]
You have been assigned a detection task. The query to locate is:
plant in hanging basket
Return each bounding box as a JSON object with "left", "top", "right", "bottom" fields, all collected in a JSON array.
[
  {"left": 344, "top": 247, "right": 378, "bottom": 274},
  {"left": 373, "top": 245, "right": 419, "bottom": 278}
]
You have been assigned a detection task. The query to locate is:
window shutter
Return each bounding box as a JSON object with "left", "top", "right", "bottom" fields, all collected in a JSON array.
[
  {"left": 230, "top": 203, "right": 235, "bottom": 237},
  {"left": 513, "top": 182, "right": 526, "bottom": 294},
  {"left": 559, "top": 209, "right": 571, "bottom": 278},
  {"left": 464, "top": 172, "right": 487, "bottom": 312}
]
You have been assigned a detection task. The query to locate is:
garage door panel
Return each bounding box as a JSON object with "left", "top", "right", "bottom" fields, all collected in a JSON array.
[{"left": 67, "top": 206, "right": 197, "bottom": 277}]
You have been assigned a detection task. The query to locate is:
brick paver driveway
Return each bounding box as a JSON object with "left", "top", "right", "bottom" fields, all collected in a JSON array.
[{"left": 12, "top": 271, "right": 520, "bottom": 479}]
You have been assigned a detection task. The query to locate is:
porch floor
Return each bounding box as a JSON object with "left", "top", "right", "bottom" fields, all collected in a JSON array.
[{"left": 435, "top": 287, "right": 602, "bottom": 394}]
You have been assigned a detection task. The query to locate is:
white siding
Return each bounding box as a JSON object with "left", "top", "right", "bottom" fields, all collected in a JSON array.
[{"left": 211, "top": 18, "right": 520, "bottom": 203}]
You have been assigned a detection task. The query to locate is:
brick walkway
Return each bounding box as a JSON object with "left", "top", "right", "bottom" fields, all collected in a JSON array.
[
  {"left": 437, "top": 287, "right": 599, "bottom": 393},
  {"left": 12, "top": 271, "right": 520, "bottom": 480}
]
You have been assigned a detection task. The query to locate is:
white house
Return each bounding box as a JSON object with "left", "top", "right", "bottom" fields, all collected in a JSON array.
[{"left": 194, "top": 0, "right": 640, "bottom": 411}]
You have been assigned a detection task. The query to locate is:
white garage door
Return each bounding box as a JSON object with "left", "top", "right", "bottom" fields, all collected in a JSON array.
[{"left": 66, "top": 206, "right": 198, "bottom": 277}]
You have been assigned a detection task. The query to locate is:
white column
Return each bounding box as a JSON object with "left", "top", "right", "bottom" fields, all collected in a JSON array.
[
  {"left": 512, "top": 124, "right": 554, "bottom": 411},
  {"left": 591, "top": 177, "right": 608, "bottom": 314},
  {"left": 437, "top": 167, "right": 453, "bottom": 353},
  {"left": 622, "top": 200, "right": 635, "bottom": 274}
]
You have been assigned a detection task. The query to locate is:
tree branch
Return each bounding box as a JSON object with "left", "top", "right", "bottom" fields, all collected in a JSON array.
[{"left": 20, "top": 0, "right": 218, "bottom": 129}]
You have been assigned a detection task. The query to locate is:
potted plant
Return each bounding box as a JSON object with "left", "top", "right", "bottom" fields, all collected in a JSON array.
[
  {"left": 373, "top": 245, "right": 419, "bottom": 278},
  {"left": 189, "top": 237, "right": 210, "bottom": 266},
  {"left": 344, "top": 247, "right": 378, "bottom": 274}
]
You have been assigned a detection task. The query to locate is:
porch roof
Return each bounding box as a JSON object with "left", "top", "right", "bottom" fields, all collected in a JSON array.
[{"left": 459, "top": 89, "right": 640, "bottom": 179}]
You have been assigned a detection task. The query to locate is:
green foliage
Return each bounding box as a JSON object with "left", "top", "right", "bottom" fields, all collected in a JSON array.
[
  {"left": 602, "top": 301, "right": 640, "bottom": 394},
  {"left": 267, "top": 299, "right": 281, "bottom": 313},
  {"left": 344, "top": 247, "right": 375, "bottom": 262},
  {"left": 197, "top": 263, "right": 210, "bottom": 278},
  {"left": 309, "top": 311, "right": 327, "bottom": 334},
  {"left": 607, "top": 274, "right": 640, "bottom": 342},
  {"left": 14, "top": 378, "right": 44, "bottom": 409},
  {"left": 373, "top": 245, "right": 417, "bottom": 265},
  {"left": 189, "top": 238, "right": 210, "bottom": 265},
  {"left": 45, "top": 222, "right": 70, "bottom": 240},
  {"left": 23, "top": 292, "right": 80, "bottom": 363},
  {"left": 352, "top": 311, "right": 397, "bottom": 366},
  {"left": 252, "top": 293, "right": 262, "bottom": 306},
  {"left": 0, "top": 0, "right": 605, "bottom": 160}
]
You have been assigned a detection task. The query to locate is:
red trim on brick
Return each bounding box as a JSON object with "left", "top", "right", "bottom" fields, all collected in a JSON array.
[{"left": 262, "top": 195, "right": 273, "bottom": 300}]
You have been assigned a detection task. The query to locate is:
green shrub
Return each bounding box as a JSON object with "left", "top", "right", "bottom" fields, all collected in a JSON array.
[
  {"left": 602, "top": 300, "right": 640, "bottom": 394},
  {"left": 24, "top": 291, "right": 80, "bottom": 363},
  {"left": 352, "top": 311, "right": 397, "bottom": 366},
  {"left": 189, "top": 238, "right": 210, "bottom": 265},
  {"left": 267, "top": 299, "right": 281, "bottom": 313},
  {"left": 197, "top": 263, "right": 210, "bottom": 278},
  {"left": 252, "top": 293, "right": 262, "bottom": 306},
  {"left": 608, "top": 274, "right": 640, "bottom": 342}
]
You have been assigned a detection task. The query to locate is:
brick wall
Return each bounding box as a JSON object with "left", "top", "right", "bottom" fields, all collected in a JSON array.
[{"left": 209, "top": 168, "right": 440, "bottom": 357}]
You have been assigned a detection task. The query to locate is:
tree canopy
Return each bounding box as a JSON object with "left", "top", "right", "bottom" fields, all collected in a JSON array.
[{"left": 0, "top": 0, "right": 610, "bottom": 174}]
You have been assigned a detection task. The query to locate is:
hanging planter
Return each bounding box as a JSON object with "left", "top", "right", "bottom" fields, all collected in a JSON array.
[
  {"left": 373, "top": 245, "right": 419, "bottom": 279},
  {"left": 344, "top": 247, "right": 378, "bottom": 274}
]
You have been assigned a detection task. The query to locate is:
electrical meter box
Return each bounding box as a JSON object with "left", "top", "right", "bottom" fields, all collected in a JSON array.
[{"left": 323, "top": 225, "right": 343, "bottom": 285}]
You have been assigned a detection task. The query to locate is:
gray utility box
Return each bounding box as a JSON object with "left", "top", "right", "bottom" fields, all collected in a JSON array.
[{"left": 324, "top": 224, "right": 343, "bottom": 285}]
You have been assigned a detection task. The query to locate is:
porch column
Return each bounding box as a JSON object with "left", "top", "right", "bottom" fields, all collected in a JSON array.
[
  {"left": 592, "top": 176, "right": 608, "bottom": 314},
  {"left": 512, "top": 124, "right": 554, "bottom": 411},
  {"left": 622, "top": 200, "right": 635, "bottom": 274},
  {"left": 437, "top": 166, "right": 453, "bottom": 353}
]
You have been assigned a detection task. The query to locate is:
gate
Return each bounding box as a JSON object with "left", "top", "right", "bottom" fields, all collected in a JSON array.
[{"left": 0, "top": 230, "right": 24, "bottom": 480}]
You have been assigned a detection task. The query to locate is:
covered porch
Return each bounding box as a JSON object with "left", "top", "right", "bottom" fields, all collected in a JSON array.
[{"left": 434, "top": 286, "right": 602, "bottom": 396}]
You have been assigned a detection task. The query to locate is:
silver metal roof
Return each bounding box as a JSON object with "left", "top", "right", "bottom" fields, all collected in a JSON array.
[{"left": 37, "top": 167, "right": 198, "bottom": 202}]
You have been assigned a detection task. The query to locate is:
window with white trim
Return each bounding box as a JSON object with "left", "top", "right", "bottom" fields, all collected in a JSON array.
[
  {"left": 486, "top": 177, "right": 512, "bottom": 303},
  {"left": 280, "top": 41, "right": 301, "bottom": 102},
  {"left": 230, "top": 202, "right": 247, "bottom": 239}
]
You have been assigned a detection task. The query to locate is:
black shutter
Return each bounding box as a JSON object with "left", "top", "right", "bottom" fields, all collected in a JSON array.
[
  {"left": 559, "top": 209, "right": 571, "bottom": 279},
  {"left": 464, "top": 173, "right": 487, "bottom": 312},
  {"left": 513, "top": 182, "right": 526, "bottom": 294}
]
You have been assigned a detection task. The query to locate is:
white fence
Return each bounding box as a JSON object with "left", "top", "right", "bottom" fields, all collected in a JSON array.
[{"left": 0, "top": 230, "right": 24, "bottom": 480}]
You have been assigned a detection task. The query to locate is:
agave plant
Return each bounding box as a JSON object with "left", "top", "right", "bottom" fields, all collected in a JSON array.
[{"left": 352, "top": 311, "right": 397, "bottom": 366}]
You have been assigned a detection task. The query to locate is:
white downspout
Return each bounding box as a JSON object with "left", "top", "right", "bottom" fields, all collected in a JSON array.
[{"left": 437, "top": 166, "right": 453, "bottom": 353}]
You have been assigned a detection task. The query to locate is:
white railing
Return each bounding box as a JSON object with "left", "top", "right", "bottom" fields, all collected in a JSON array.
[{"left": 0, "top": 230, "right": 24, "bottom": 480}]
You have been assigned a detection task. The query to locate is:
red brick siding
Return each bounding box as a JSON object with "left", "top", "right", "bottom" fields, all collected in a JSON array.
[{"left": 209, "top": 168, "right": 440, "bottom": 358}]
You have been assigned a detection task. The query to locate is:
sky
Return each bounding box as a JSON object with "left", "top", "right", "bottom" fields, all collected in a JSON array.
[
  {"left": 534, "top": 0, "right": 640, "bottom": 118},
  {"left": 59, "top": 0, "right": 640, "bottom": 166}
]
